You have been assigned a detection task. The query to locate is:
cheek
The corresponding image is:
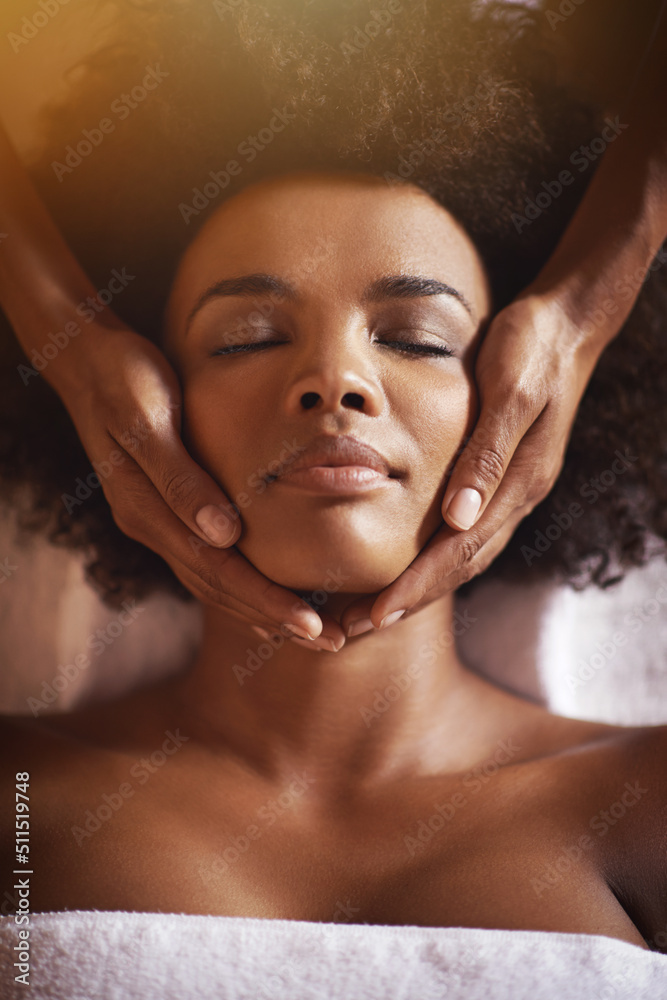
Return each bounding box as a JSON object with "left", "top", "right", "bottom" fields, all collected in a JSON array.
[
  {"left": 370, "top": 368, "right": 479, "bottom": 558},
  {"left": 394, "top": 370, "right": 479, "bottom": 493},
  {"left": 181, "top": 373, "right": 264, "bottom": 496}
]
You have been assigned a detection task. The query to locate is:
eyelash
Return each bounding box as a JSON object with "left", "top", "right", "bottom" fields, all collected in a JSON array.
[{"left": 211, "top": 340, "right": 454, "bottom": 359}]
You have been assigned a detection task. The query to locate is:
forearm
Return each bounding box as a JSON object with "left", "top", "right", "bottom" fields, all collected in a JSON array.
[
  {"left": 0, "top": 118, "right": 105, "bottom": 384},
  {"left": 526, "top": 18, "right": 667, "bottom": 352}
]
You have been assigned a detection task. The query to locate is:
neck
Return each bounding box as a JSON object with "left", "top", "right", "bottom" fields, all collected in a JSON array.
[{"left": 168, "top": 592, "right": 508, "bottom": 791}]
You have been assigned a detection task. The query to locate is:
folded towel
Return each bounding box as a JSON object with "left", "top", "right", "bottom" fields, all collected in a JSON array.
[{"left": 1, "top": 911, "right": 665, "bottom": 1000}]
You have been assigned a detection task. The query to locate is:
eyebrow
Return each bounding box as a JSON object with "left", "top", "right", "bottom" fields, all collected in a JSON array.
[
  {"left": 362, "top": 275, "right": 473, "bottom": 317},
  {"left": 184, "top": 271, "right": 474, "bottom": 335}
]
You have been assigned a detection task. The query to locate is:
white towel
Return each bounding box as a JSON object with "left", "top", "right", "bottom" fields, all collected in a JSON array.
[{"left": 1, "top": 910, "right": 666, "bottom": 1000}]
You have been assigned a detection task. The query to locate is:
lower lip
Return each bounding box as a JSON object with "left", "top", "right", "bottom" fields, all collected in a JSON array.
[{"left": 276, "top": 465, "right": 397, "bottom": 495}]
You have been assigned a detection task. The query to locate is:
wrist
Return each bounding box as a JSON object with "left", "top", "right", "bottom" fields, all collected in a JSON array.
[
  {"left": 14, "top": 296, "right": 115, "bottom": 397},
  {"left": 523, "top": 228, "right": 663, "bottom": 356}
]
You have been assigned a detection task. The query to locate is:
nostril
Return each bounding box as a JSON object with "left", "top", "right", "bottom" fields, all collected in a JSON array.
[
  {"left": 300, "top": 392, "right": 320, "bottom": 410},
  {"left": 343, "top": 392, "right": 364, "bottom": 410}
]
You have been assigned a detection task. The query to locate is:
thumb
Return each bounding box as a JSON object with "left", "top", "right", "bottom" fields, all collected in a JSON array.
[{"left": 441, "top": 401, "right": 524, "bottom": 531}]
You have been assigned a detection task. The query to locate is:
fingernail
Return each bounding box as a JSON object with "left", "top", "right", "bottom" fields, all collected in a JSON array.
[
  {"left": 313, "top": 635, "right": 341, "bottom": 652},
  {"left": 445, "top": 488, "right": 482, "bottom": 530},
  {"left": 380, "top": 609, "right": 406, "bottom": 629},
  {"left": 346, "top": 618, "right": 375, "bottom": 637},
  {"left": 195, "top": 505, "right": 239, "bottom": 546},
  {"left": 282, "top": 623, "right": 315, "bottom": 640}
]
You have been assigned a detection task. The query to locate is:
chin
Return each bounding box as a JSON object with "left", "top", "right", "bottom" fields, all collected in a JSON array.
[
  {"left": 235, "top": 497, "right": 443, "bottom": 595},
  {"left": 236, "top": 535, "right": 416, "bottom": 595}
]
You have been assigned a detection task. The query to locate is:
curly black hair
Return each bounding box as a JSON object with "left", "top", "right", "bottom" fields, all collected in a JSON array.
[{"left": 0, "top": 0, "right": 665, "bottom": 609}]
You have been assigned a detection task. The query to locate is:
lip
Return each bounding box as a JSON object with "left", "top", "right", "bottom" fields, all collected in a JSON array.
[{"left": 273, "top": 434, "right": 401, "bottom": 496}]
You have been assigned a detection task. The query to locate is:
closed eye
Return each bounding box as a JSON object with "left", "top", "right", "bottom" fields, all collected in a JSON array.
[
  {"left": 378, "top": 340, "right": 455, "bottom": 358},
  {"left": 211, "top": 341, "right": 287, "bottom": 356},
  {"left": 211, "top": 340, "right": 455, "bottom": 358}
]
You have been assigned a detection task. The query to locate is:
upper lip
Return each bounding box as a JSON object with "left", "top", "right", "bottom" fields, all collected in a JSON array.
[{"left": 280, "top": 434, "right": 396, "bottom": 477}]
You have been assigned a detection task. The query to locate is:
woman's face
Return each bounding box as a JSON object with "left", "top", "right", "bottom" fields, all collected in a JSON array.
[{"left": 165, "top": 171, "right": 491, "bottom": 594}]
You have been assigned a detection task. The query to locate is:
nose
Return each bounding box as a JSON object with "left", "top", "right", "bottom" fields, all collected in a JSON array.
[{"left": 283, "top": 328, "right": 385, "bottom": 418}]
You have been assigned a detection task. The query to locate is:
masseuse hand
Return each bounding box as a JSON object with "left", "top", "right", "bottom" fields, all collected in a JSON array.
[
  {"left": 46, "top": 323, "right": 342, "bottom": 647},
  {"left": 340, "top": 292, "right": 602, "bottom": 633},
  {"left": 341, "top": 6, "right": 667, "bottom": 635},
  {"left": 0, "top": 116, "right": 339, "bottom": 648}
]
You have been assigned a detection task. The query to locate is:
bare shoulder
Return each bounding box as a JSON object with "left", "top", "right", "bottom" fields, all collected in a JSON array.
[
  {"left": 581, "top": 721, "right": 667, "bottom": 946},
  {"left": 511, "top": 710, "right": 667, "bottom": 946}
]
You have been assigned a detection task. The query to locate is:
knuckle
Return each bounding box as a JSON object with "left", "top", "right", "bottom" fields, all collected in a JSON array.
[
  {"left": 165, "top": 555, "right": 224, "bottom": 608},
  {"left": 516, "top": 497, "right": 539, "bottom": 519},
  {"left": 162, "top": 470, "right": 198, "bottom": 509},
  {"left": 451, "top": 535, "right": 496, "bottom": 588},
  {"left": 114, "top": 412, "right": 156, "bottom": 454},
  {"left": 191, "top": 559, "right": 226, "bottom": 598},
  {"left": 527, "top": 466, "right": 558, "bottom": 502},
  {"left": 512, "top": 379, "right": 542, "bottom": 413},
  {"left": 453, "top": 534, "right": 483, "bottom": 573},
  {"left": 192, "top": 578, "right": 223, "bottom": 607},
  {"left": 468, "top": 446, "right": 506, "bottom": 486}
]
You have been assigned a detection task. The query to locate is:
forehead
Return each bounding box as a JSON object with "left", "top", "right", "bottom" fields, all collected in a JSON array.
[{"left": 166, "top": 172, "right": 489, "bottom": 336}]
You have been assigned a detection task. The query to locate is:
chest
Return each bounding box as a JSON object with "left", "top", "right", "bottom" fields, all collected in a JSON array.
[{"left": 23, "top": 758, "right": 647, "bottom": 949}]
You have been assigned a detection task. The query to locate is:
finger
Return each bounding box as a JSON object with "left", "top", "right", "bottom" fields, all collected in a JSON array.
[
  {"left": 399, "top": 514, "right": 521, "bottom": 619},
  {"left": 108, "top": 471, "right": 324, "bottom": 637},
  {"left": 111, "top": 420, "right": 242, "bottom": 549},
  {"left": 369, "top": 477, "right": 531, "bottom": 624},
  {"left": 339, "top": 596, "right": 380, "bottom": 637},
  {"left": 166, "top": 555, "right": 346, "bottom": 651},
  {"left": 441, "top": 391, "right": 544, "bottom": 532},
  {"left": 251, "top": 611, "right": 347, "bottom": 651}
]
